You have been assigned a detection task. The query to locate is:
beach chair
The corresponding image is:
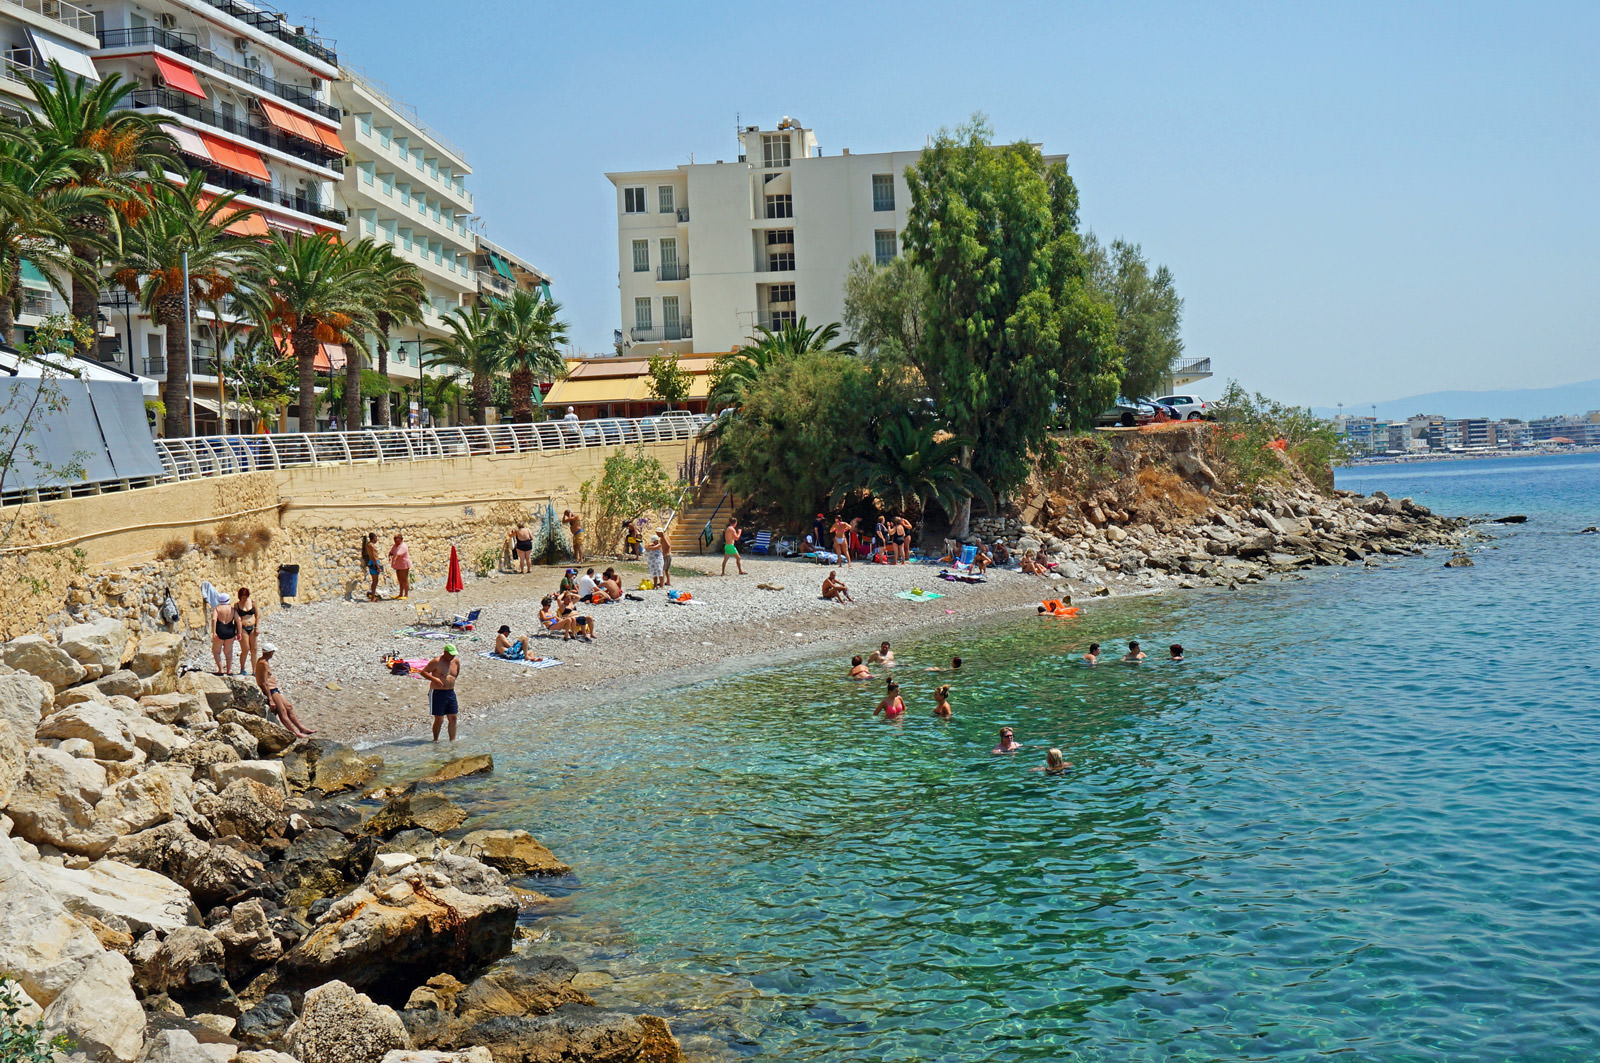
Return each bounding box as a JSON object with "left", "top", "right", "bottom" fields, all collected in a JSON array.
[
  {"left": 413, "top": 601, "right": 445, "bottom": 626},
  {"left": 953, "top": 544, "right": 978, "bottom": 571},
  {"left": 450, "top": 607, "right": 482, "bottom": 631},
  {"left": 749, "top": 530, "right": 773, "bottom": 555}
]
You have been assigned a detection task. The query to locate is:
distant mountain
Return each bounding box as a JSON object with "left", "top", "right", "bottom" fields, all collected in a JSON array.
[{"left": 1312, "top": 379, "right": 1600, "bottom": 422}]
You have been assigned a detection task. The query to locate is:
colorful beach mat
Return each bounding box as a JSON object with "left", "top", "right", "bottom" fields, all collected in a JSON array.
[
  {"left": 895, "top": 589, "right": 946, "bottom": 602},
  {"left": 476, "top": 652, "right": 562, "bottom": 669}
]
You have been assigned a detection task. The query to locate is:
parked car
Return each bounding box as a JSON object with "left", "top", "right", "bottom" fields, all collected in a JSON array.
[
  {"left": 1153, "top": 394, "right": 1210, "bottom": 420},
  {"left": 1093, "top": 399, "right": 1180, "bottom": 428}
]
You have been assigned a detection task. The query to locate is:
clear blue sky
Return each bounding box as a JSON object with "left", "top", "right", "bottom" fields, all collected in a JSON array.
[{"left": 312, "top": 0, "right": 1597, "bottom": 406}]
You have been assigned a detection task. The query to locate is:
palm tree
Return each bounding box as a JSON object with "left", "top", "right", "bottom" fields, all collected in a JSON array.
[
  {"left": 113, "top": 172, "right": 258, "bottom": 438},
  {"left": 832, "top": 414, "right": 992, "bottom": 521},
  {"left": 26, "top": 63, "right": 176, "bottom": 355},
  {"left": 241, "top": 232, "right": 377, "bottom": 432},
  {"left": 347, "top": 241, "right": 423, "bottom": 427},
  {"left": 709, "top": 316, "right": 858, "bottom": 409},
  {"left": 488, "top": 290, "right": 568, "bottom": 422},
  {"left": 0, "top": 129, "right": 99, "bottom": 344},
  {"left": 427, "top": 305, "right": 497, "bottom": 425}
]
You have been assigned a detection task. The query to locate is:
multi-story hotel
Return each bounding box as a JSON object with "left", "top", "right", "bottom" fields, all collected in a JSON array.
[{"left": 606, "top": 118, "right": 1065, "bottom": 357}]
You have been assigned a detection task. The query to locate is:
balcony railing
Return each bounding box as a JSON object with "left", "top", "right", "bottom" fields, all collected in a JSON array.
[
  {"left": 129, "top": 87, "right": 344, "bottom": 172},
  {"left": 1, "top": 51, "right": 54, "bottom": 88},
  {"left": 9, "top": 0, "right": 95, "bottom": 36},
  {"left": 145, "top": 356, "right": 167, "bottom": 376},
  {"left": 20, "top": 288, "right": 63, "bottom": 318},
  {"left": 97, "top": 26, "right": 341, "bottom": 121},
  {"left": 657, "top": 263, "right": 690, "bottom": 281},
  {"left": 1173, "top": 357, "right": 1213, "bottom": 379},
  {"left": 631, "top": 323, "right": 692, "bottom": 343},
  {"left": 676, "top": 206, "right": 690, "bottom": 223},
  {"left": 191, "top": 0, "right": 338, "bottom": 67},
  {"left": 194, "top": 162, "right": 347, "bottom": 224}
]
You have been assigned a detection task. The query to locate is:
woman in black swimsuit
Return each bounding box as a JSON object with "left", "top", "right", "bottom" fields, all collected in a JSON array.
[
  {"left": 512, "top": 521, "right": 534, "bottom": 574},
  {"left": 234, "top": 586, "right": 259, "bottom": 676},
  {"left": 211, "top": 593, "right": 239, "bottom": 675}
]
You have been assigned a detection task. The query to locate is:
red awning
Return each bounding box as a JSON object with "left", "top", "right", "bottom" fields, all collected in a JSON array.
[
  {"left": 258, "top": 98, "right": 317, "bottom": 143},
  {"left": 154, "top": 54, "right": 206, "bottom": 100},
  {"left": 313, "top": 343, "right": 347, "bottom": 371},
  {"left": 196, "top": 191, "right": 269, "bottom": 237},
  {"left": 197, "top": 132, "right": 270, "bottom": 182}
]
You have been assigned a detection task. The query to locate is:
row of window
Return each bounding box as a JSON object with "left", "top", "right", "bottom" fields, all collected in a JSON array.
[
  {"left": 620, "top": 175, "right": 896, "bottom": 215},
  {"left": 623, "top": 184, "right": 678, "bottom": 215},
  {"left": 631, "top": 237, "right": 683, "bottom": 276},
  {"left": 633, "top": 295, "right": 684, "bottom": 331}
]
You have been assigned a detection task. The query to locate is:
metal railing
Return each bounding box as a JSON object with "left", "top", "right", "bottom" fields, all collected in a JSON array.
[
  {"left": 152, "top": 415, "right": 714, "bottom": 483},
  {"left": 1174, "top": 357, "right": 1213, "bottom": 378},
  {"left": 656, "top": 263, "right": 690, "bottom": 281},
  {"left": 129, "top": 87, "right": 344, "bottom": 171},
  {"left": 193, "top": 162, "right": 347, "bottom": 223},
  {"left": 97, "top": 26, "right": 341, "bottom": 121},
  {"left": 1, "top": 51, "right": 53, "bottom": 88},
  {"left": 676, "top": 206, "right": 690, "bottom": 222},
  {"left": 144, "top": 356, "right": 167, "bottom": 376},
  {"left": 630, "top": 323, "right": 692, "bottom": 343},
  {"left": 10, "top": 0, "right": 95, "bottom": 35},
  {"left": 193, "top": 0, "right": 338, "bottom": 67}
]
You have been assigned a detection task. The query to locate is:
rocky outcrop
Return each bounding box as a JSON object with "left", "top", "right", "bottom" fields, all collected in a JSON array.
[
  {"left": 366, "top": 793, "right": 469, "bottom": 838},
  {"left": 108, "top": 822, "right": 268, "bottom": 907},
  {"left": 0, "top": 718, "right": 24, "bottom": 808},
  {"left": 57, "top": 617, "right": 129, "bottom": 682},
  {"left": 0, "top": 670, "right": 53, "bottom": 736},
  {"left": 417, "top": 755, "right": 493, "bottom": 786},
  {"left": 36, "top": 701, "right": 139, "bottom": 760},
  {"left": 458, "top": 830, "right": 570, "bottom": 878},
  {"left": 207, "top": 778, "right": 287, "bottom": 844},
  {"left": 1, "top": 633, "right": 87, "bottom": 690},
  {"left": 0, "top": 833, "right": 106, "bottom": 1005},
  {"left": 289, "top": 980, "right": 411, "bottom": 1063},
  {"left": 41, "top": 949, "right": 146, "bottom": 1062},
  {"left": 24, "top": 857, "right": 200, "bottom": 936}
]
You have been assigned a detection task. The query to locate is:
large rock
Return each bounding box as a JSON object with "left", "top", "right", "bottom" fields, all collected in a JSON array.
[
  {"left": 41, "top": 949, "right": 145, "bottom": 1063},
  {"left": 214, "top": 900, "right": 284, "bottom": 979},
  {"left": 141, "top": 1028, "right": 225, "bottom": 1063},
  {"left": 93, "top": 767, "right": 177, "bottom": 840},
  {"left": 0, "top": 670, "right": 53, "bottom": 736},
  {"left": 57, "top": 618, "right": 129, "bottom": 682},
  {"left": 0, "top": 717, "right": 25, "bottom": 807},
  {"left": 453, "top": 954, "right": 592, "bottom": 1026},
  {"left": 279, "top": 854, "right": 518, "bottom": 1002},
  {"left": 138, "top": 692, "right": 210, "bottom": 727},
  {"left": 215, "top": 721, "right": 261, "bottom": 760},
  {"left": 35, "top": 702, "right": 138, "bottom": 761},
  {"left": 171, "top": 739, "right": 242, "bottom": 775},
  {"left": 417, "top": 755, "right": 493, "bottom": 786},
  {"left": 209, "top": 778, "right": 286, "bottom": 844},
  {"left": 458, "top": 830, "right": 570, "bottom": 877},
  {"left": 213, "top": 759, "right": 288, "bottom": 794},
  {"left": 0, "top": 634, "right": 87, "bottom": 691},
  {"left": 136, "top": 925, "right": 224, "bottom": 994},
  {"left": 129, "top": 633, "right": 184, "bottom": 696},
  {"left": 179, "top": 671, "right": 235, "bottom": 712},
  {"left": 439, "top": 1007, "right": 682, "bottom": 1063},
  {"left": 123, "top": 713, "right": 186, "bottom": 761},
  {"left": 217, "top": 709, "right": 297, "bottom": 757},
  {"left": 290, "top": 980, "right": 410, "bottom": 1063},
  {"left": 234, "top": 993, "right": 296, "bottom": 1047},
  {"left": 107, "top": 823, "right": 267, "bottom": 908},
  {"left": 364, "top": 793, "right": 468, "bottom": 838},
  {"left": 6, "top": 746, "right": 113, "bottom": 856},
  {"left": 276, "top": 827, "right": 360, "bottom": 898},
  {"left": 24, "top": 857, "right": 200, "bottom": 936},
  {"left": 91, "top": 668, "right": 144, "bottom": 699},
  {"left": 0, "top": 833, "right": 105, "bottom": 1005},
  {"left": 311, "top": 743, "right": 383, "bottom": 795}
]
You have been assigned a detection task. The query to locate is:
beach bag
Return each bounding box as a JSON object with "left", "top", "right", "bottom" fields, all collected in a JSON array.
[
  {"left": 159, "top": 591, "right": 180, "bottom": 627},
  {"left": 638, "top": 579, "right": 654, "bottom": 590}
]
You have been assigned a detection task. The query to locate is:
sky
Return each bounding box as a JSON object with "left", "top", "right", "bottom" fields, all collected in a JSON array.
[{"left": 309, "top": 0, "right": 1597, "bottom": 407}]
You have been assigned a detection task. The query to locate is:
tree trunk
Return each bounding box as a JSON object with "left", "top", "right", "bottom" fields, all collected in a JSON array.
[
  {"left": 375, "top": 322, "right": 391, "bottom": 427},
  {"left": 0, "top": 270, "right": 18, "bottom": 349},
  {"left": 69, "top": 248, "right": 99, "bottom": 360},
  {"left": 343, "top": 340, "right": 362, "bottom": 432},
  {"left": 472, "top": 373, "right": 491, "bottom": 426},
  {"left": 952, "top": 446, "right": 974, "bottom": 538},
  {"left": 293, "top": 325, "right": 319, "bottom": 433},
  {"left": 158, "top": 301, "right": 189, "bottom": 438},
  {"left": 510, "top": 367, "right": 532, "bottom": 423}
]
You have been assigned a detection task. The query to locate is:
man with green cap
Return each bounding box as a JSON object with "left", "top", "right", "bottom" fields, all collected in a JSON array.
[{"left": 422, "top": 643, "right": 461, "bottom": 741}]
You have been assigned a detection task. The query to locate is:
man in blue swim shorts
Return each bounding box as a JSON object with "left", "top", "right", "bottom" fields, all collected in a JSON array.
[{"left": 423, "top": 643, "right": 461, "bottom": 742}]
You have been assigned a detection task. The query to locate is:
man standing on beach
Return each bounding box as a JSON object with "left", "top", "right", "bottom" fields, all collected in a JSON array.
[
  {"left": 722, "top": 517, "right": 746, "bottom": 575},
  {"left": 423, "top": 644, "right": 461, "bottom": 741},
  {"left": 562, "top": 508, "right": 584, "bottom": 562}
]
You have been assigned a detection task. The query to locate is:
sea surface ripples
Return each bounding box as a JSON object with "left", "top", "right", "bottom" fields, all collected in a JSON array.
[{"left": 384, "top": 454, "right": 1600, "bottom": 1061}]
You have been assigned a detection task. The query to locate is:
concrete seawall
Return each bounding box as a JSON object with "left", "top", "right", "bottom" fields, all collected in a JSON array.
[{"left": 0, "top": 439, "right": 692, "bottom": 638}]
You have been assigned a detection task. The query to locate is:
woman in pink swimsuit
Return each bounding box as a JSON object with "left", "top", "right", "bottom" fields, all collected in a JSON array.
[
  {"left": 389, "top": 533, "right": 412, "bottom": 600},
  {"left": 873, "top": 682, "right": 905, "bottom": 720}
]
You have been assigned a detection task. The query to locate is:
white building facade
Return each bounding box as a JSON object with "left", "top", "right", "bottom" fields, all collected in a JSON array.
[{"left": 607, "top": 119, "right": 943, "bottom": 356}]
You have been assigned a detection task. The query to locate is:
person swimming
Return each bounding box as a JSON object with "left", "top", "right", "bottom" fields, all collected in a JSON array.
[
  {"left": 1031, "top": 748, "right": 1072, "bottom": 774},
  {"left": 1083, "top": 643, "right": 1100, "bottom": 665},
  {"left": 1169, "top": 643, "right": 1185, "bottom": 661},
  {"left": 1123, "top": 640, "right": 1146, "bottom": 663},
  {"left": 993, "top": 726, "right": 1021, "bottom": 754},
  {"left": 873, "top": 682, "right": 905, "bottom": 720},
  {"left": 932, "top": 684, "right": 952, "bottom": 718},
  {"left": 849, "top": 655, "right": 873, "bottom": 680},
  {"left": 868, "top": 641, "right": 895, "bottom": 667}
]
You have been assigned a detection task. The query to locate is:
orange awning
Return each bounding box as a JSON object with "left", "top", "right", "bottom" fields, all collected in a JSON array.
[
  {"left": 196, "top": 191, "right": 269, "bottom": 237},
  {"left": 310, "top": 123, "right": 346, "bottom": 153},
  {"left": 258, "top": 98, "right": 317, "bottom": 143},
  {"left": 154, "top": 54, "right": 206, "bottom": 99},
  {"left": 312, "top": 343, "right": 347, "bottom": 371},
  {"left": 198, "top": 132, "right": 270, "bottom": 182}
]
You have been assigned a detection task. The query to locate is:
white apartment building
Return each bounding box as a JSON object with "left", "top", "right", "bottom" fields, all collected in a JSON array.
[{"left": 607, "top": 118, "right": 1064, "bottom": 356}]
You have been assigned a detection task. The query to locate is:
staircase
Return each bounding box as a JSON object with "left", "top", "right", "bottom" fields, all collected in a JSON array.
[{"left": 667, "top": 470, "right": 732, "bottom": 555}]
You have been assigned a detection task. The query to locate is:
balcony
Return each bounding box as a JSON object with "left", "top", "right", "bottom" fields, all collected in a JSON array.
[
  {"left": 20, "top": 287, "right": 64, "bottom": 318},
  {"left": 630, "top": 323, "right": 693, "bottom": 343},
  {"left": 9, "top": 0, "right": 95, "bottom": 36},
  {"left": 676, "top": 206, "right": 690, "bottom": 223},
  {"left": 145, "top": 356, "right": 167, "bottom": 377},
  {"left": 129, "top": 87, "right": 343, "bottom": 172},
  {"left": 193, "top": 162, "right": 347, "bottom": 224},
  {"left": 192, "top": 0, "right": 337, "bottom": 67},
  {"left": 1171, "top": 357, "right": 1213, "bottom": 383},
  {"left": 1, "top": 51, "right": 54, "bottom": 89},
  {"left": 656, "top": 263, "right": 690, "bottom": 282},
  {"left": 97, "top": 26, "right": 340, "bottom": 121}
]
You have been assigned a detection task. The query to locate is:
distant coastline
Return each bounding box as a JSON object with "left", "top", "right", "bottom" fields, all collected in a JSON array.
[{"left": 1341, "top": 445, "right": 1600, "bottom": 467}]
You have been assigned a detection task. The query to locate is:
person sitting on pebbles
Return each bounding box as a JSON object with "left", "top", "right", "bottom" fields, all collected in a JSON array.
[{"left": 822, "top": 570, "right": 854, "bottom": 603}]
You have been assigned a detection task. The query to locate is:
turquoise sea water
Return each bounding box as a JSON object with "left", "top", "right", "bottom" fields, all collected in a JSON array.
[{"left": 384, "top": 453, "right": 1600, "bottom": 1061}]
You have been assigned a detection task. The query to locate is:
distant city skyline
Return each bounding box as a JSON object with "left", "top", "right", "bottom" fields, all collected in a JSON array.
[{"left": 316, "top": 1, "right": 1597, "bottom": 407}]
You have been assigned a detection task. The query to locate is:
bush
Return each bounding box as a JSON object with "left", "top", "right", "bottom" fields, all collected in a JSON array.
[
  {"left": 578, "top": 448, "right": 681, "bottom": 554},
  {"left": 211, "top": 521, "right": 272, "bottom": 559},
  {"left": 1210, "top": 381, "right": 1348, "bottom": 492},
  {"left": 0, "top": 977, "right": 72, "bottom": 1062},
  {"left": 473, "top": 548, "right": 499, "bottom": 578},
  {"left": 157, "top": 537, "right": 189, "bottom": 561}
]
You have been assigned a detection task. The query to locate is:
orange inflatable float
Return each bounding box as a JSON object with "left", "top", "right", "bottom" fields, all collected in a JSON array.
[{"left": 1039, "top": 599, "right": 1080, "bottom": 617}]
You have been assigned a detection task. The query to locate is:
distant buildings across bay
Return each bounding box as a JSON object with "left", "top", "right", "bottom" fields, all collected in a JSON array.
[{"left": 1335, "top": 410, "right": 1600, "bottom": 459}]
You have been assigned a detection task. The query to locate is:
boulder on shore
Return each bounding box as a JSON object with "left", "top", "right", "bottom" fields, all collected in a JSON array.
[
  {"left": 0, "top": 634, "right": 87, "bottom": 691},
  {"left": 25, "top": 856, "right": 200, "bottom": 936},
  {"left": 0, "top": 670, "right": 53, "bottom": 737},
  {"left": 458, "top": 829, "right": 570, "bottom": 877},
  {"left": 0, "top": 834, "right": 106, "bottom": 1006},
  {"left": 57, "top": 618, "right": 130, "bottom": 682},
  {"left": 289, "top": 980, "right": 411, "bottom": 1063},
  {"left": 417, "top": 754, "right": 494, "bottom": 786},
  {"left": 41, "top": 949, "right": 146, "bottom": 1063}
]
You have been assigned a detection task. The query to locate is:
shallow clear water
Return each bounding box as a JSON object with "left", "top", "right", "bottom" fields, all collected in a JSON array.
[{"left": 385, "top": 453, "right": 1600, "bottom": 1061}]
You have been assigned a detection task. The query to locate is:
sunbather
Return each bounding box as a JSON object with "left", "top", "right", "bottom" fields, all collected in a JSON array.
[{"left": 822, "top": 570, "right": 854, "bottom": 603}]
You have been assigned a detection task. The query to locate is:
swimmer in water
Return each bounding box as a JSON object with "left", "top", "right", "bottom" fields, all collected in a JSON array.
[
  {"left": 1083, "top": 643, "right": 1100, "bottom": 665},
  {"left": 1169, "top": 643, "right": 1185, "bottom": 661},
  {"left": 993, "top": 726, "right": 1021, "bottom": 754},
  {"left": 867, "top": 641, "right": 895, "bottom": 667},
  {"left": 1123, "top": 640, "right": 1146, "bottom": 663},
  {"left": 873, "top": 682, "right": 905, "bottom": 720},
  {"left": 849, "top": 655, "right": 873, "bottom": 680},
  {"left": 932, "top": 684, "right": 952, "bottom": 718},
  {"left": 1031, "top": 748, "right": 1072, "bottom": 774}
]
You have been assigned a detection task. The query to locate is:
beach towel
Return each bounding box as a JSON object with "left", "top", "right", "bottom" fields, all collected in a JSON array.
[
  {"left": 477, "top": 652, "right": 562, "bottom": 669},
  {"left": 395, "top": 627, "right": 458, "bottom": 641},
  {"left": 200, "top": 581, "right": 222, "bottom": 611},
  {"left": 384, "top": 656, "right": 431, "bottom": 679},
  {"left": 895, "top": 589, "right": 945, "bottom": 602},
  {"left": 938, "top": 570, "right": 986, "bottom": 584}
]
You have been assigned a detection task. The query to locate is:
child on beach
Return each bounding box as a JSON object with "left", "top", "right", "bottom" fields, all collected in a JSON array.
[
  {"left": 849, "top": 655, "right": 873, "bottom": 680},
  {"left": 932, "top": 684, "right": 953, "bottom": 718},
  {"left": 1083, "top": 643, "right": 1100, "bottom": 665},
  {"left": 993, "top": 727, "right": 1021, "bottom": 754},
  {"left": 873, "top": 682, "right": 906, "bottom": 720}
]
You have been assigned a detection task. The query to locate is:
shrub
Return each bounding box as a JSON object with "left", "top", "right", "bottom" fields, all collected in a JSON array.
[
  {"left": 211, "top": 521, "right": 272, "bottom": 559},
  {"left": 191, "top": 528, "right": 215, "bottom": 552},
  {"left": 1210, "top": 381, "right": 1348, "bottom": 492},
  {"left": 473, "top": 548, "right": 498, "bottom": 578},
  {"left": 157, "top": 537, "right": 189, "bottom": 561},
  {"left": 0, "top": 977, "right": 72, "bottom": 1062},
  {"left": 578, "top": 447, "right": 681, "bottom": 554}
]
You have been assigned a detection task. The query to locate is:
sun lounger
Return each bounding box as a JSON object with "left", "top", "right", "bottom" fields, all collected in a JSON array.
[{"left": 450, "top": 608, "right": 482, "bottom": 630}]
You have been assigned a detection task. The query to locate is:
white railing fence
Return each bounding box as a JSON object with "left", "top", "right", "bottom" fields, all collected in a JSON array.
[{"left": 153, "top": 415, "right": 712, "bottom": 482}]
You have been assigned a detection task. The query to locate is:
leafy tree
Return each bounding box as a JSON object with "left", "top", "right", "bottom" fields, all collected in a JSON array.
[
  {"left": 25, "top": 62, "right": 176, "bottom": 355},
  {"left": 321, "top": 368, "right": 394, "bottom": 417},
  {"left": 113, "top": 172, "right": 259, "bottom": 437},
  {"left": 427, "top": 305, "right": 497, "bottom": 424},
  {"left": 842, "top": 254, "right": 927, "bottom": 369},
  {"left": 831, "top": 414, "right": 992, "bottom": 520},
  {"left": 0, "top": 129, "right": 100, "bottom": 343},
  {"left": 489, "top": 289, "right": 567, "bottom": 422},
  {"left": 645, "top": 350, "right": 691, "bottom": 409},
  {"left": 1210, "top": 380, "right": 1349, "bottom": 491},
  {"left": 224, "top": 327, "right": 295, "bottom": 423},
  {"left": 708, "top": 316, "right": 856, "bottom": 410},
  {"left": 578, "top": 446, "right": 682, "bottom": 553},
  {"left": 348, "top": 242, "right": 424, "bottom": 427},
  {"left": 902, "top": 116, "right": 1121, "bottom": 533},
  {"left": 1082, "top": 233, "right": 1184, "bottom": 400}
]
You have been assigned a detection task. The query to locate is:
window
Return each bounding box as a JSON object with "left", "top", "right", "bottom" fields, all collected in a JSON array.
[
  {"left": 769, "top": 310, "right": 797, "bottom": 328},
  {"left": 659, "top": 238, "right": 679, "bottom": 279},
  {"left": 765, "top": 229, "right": 794, "bottom": 246},
  {"left": 632, "top": 240, "right": 649, "bottom": 272},
  {"left": 761, "top": 133, "right": 792, "bottom": 168},
  {"left": 874, "top": 230, "right": 898, "bottom": 266},
  {"left": 872, "top": 174, "right": 895, "bottom": 212},
  {"left": 658, "top": 185, "right": 674, "bottom": 213},
  {"left": 765, "top": 194, "right": 792, "bottom": 219},
  {"left": 634, "top": 297, "right": 652, "bottom": 330},
  {"left": 623, "top": 186, "right": 646, "bottom": 213},
  {"left": 767, "top": 284, "right": 795, "bottom": 304},
  {"left": 768, "top": 252, "right": 795, "bottom": 272}
]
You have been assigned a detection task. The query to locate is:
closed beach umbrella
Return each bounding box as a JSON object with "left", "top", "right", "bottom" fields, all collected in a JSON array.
[{"left": 446, "top": 543, "right": 464, "bottom": 595}]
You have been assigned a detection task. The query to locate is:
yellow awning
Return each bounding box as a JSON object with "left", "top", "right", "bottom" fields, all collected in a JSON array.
[{"left": 545, "top": 371, "right": 710, "bottom": 406}]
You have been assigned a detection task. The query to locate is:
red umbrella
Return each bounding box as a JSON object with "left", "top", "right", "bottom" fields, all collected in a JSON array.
[{"left": 445, "top": 543, "right": 464, "bottom": 595}]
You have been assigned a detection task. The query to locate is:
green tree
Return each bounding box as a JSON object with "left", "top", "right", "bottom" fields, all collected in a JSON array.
[
  {"left": 26, "top": 62, "right": 176, "bottom": 355},
  {"left": 1082, "top": 233, "right": 1184, "bottom": 401},
  {"left": 832, "top": 414, "right": 992, "bottom": 520},
  {"left": 578, "top": 446, "right": 681, "bottom": 553},
  {"left": 427, "top": 305, "right": 497, "bottom": 424},
  {"left": 708, "top": 316, "right": 857, "bottom": 410},
  {"left": 113, "top": 172, "right": 259, "bottom": 437},
  {"left": 1211, "top": 380, "right": 1348, "bottom": 491},
  {"left": 224, "top": 326, "right": 295, "bottom": 422},
  {"left": 645, "top": 350, "right": 691, "bottom": 409},
  {"left": 0, "top": 132, "right": 97, "bottom": 343},
  {"left": 902, "top": 116, "right": 1121, "bottom": 533},
  {"left": 241, "top": 232, "right": 376, "bottom": 432},
  {"left": 348, "top": 242, "right": 424, "bottom": 427},
  {"left": 842, "top": 254, "right": 927, "bottom": 369},
  {"left": 489, "top": 289, "right": 567, "bottom": 422}
]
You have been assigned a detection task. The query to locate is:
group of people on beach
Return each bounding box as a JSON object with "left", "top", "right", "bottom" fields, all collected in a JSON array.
[
  {"left": 360, "top": 532, "right": 414, "bottom": 601},
  {"left": 208, "top": 586, "right": 262, "bottom": 676},
  {"left": 806, "top": 512, "right": 916, "bottom": 566}
]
